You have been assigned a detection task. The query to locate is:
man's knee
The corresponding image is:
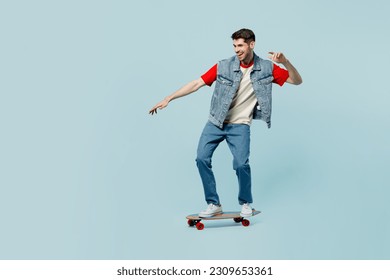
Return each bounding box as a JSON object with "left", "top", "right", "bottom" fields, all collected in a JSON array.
[
  {"left": 196, "top": 152, "right": 211, "bottom": 166},
  {"left": 233, "top": 161, "right": 250, "bottom": 171}
]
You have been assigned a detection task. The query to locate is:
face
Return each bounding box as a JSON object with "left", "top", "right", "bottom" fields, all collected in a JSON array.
[{"left": 233, "top": 38, "right": 255, "bottom": 64}]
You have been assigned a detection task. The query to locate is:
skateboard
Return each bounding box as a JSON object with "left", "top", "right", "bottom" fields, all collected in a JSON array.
[{"left": 186, "top": 210, "right": 261, "bottom": 230}]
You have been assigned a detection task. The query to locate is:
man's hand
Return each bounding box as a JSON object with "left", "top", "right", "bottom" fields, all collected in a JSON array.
[
  {"left": 149, "top": 98, "right": 169, "bottom": 115},
  {"left": 268, "top": 52, "right": 288, "bottom": 64},
  {"left": 148, "top": 78, "right": 206, "bottom": 116}
]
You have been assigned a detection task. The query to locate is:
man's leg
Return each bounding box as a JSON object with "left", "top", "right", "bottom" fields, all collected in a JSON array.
[
  {"left": 196, "top": 122, "right": 225, "bottom": 205},
  {"left": 225, "top": 124, "right": 252, "bottom": 205}
]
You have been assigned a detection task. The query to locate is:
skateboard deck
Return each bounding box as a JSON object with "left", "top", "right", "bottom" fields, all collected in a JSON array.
[{"left": 186, "top": 210, "right": 261, "bottom": 230}]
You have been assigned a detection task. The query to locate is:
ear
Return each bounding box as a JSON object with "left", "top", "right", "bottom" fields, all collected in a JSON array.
[{"left": 249, "top": 40, "right": 255, "bottom": 49}]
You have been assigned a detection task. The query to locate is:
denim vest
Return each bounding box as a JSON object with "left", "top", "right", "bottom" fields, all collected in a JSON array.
[{"left": 208, "top": 53, "right": 274, "bottom": 128}]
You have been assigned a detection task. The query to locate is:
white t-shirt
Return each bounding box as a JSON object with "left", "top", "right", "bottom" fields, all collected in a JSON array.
[{"left": 224, "top": 64, "right": 257, "bottom": 125}]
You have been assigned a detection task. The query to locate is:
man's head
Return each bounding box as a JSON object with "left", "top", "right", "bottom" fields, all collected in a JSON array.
[
  {"left": 231, "top": 28, "right": 255, "bottom": 65},
  {"left": 231, "top": 28, "right": 255, "bottom": 44}
]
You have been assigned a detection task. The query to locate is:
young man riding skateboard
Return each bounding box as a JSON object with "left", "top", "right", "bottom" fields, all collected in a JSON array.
[{"left": 149, "top": 28, "right": 302, "bottom": 218}]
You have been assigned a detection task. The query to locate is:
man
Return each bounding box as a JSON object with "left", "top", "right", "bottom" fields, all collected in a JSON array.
[{"left": 149, "top": 28, "right": 302, "bottom": 218}]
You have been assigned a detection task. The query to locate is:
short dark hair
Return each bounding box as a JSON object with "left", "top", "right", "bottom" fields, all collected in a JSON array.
[{"left": 231, "top": 28, "right": 255, "bottom": 43}]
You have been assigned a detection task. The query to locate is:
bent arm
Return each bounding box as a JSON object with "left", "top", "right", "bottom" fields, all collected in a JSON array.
[
  {"left": 149, "top": 78, "right": 206, "bottom": 115},
  {"left": 282, "top": 59, "right": 303, "bottom": 85},
  {"left": 268, "top": 52, "right": 303, "bottom": 85}
]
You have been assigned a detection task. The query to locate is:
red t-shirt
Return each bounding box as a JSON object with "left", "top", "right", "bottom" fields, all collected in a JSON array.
[{"left": 201, "top": 61, "right": 289, "bottom": 87}]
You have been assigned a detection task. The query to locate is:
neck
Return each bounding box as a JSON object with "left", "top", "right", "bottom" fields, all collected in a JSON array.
[{"left": 241, "top": 52, "right": 254, "bottom": 66}]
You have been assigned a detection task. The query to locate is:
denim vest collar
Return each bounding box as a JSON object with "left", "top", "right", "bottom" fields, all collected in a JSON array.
[{"left": 231, "top": 52, "right": 263, "bottom": 70}]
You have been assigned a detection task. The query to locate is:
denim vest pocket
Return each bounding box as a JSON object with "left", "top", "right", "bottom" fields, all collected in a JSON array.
[
  {"left": 216, "top": 75, "right": 233, "bottom": 86},
  {"left": 255, "top": 75, "right": 273, "bottom": 85}
]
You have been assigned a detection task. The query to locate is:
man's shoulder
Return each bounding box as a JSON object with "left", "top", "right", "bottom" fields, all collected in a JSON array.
[
  {"left": 254, "top": 54, "right": 273, "bottom": 71},
  {"left": 254, "top": 54, "right": 271, "bottom": 64},
  {"left": 218, "top": 55, "right": 237, "bottom": 64}
]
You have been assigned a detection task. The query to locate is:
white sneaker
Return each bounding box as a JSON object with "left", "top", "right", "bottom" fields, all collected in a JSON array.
[
  {"left": 240, "top": 203, "right": 253, "bottom": 217},
  {"left": 199, "top": 204, "right": 223, "bottom": 218}
]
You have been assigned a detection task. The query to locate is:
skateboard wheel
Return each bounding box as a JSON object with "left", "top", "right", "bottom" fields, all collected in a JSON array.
[
  {"left": 188, "top": 220, "right": 195, "bottom": 227},
  {"left": 234, "top": 217, "right": 242, "bottom": 223},
  {"left": 196, "top": 222, "right": 204, "bottom": 230},
  {"left": 242, "top": 219, "right": 250, "bottom": 227}
]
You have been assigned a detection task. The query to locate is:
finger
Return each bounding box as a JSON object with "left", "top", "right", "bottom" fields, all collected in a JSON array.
[
  {"left": 151, "top": 104, "right": 160, "bottom": 111},
  {"left": 149, "top": 107, "right": 157, "bottom": 114}
]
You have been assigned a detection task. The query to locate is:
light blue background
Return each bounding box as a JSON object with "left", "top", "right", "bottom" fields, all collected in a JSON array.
[{"left": 1, "top": 0, "right": 389, "bottom": 259}]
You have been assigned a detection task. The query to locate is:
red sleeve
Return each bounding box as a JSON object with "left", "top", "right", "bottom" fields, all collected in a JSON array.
[
  {"left": 201, "top": 64, "right": 217, "bottom": 86},
  {"left": 272, "top": 64, "right": 289, "bottom": 86}
]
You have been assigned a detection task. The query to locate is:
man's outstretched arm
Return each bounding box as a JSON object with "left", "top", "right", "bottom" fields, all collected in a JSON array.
[
  {"left": 268, "top": 52, "right": 303, "bottom": 85},
  {"left": 149, "top": 78, "right": 206, "bottom": 115}
]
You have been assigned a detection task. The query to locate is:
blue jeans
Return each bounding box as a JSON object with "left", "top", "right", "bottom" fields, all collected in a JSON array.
[{"left": 196, "top": 121, "right": 252, "bottom": 206}]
